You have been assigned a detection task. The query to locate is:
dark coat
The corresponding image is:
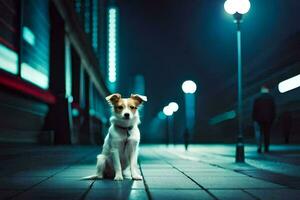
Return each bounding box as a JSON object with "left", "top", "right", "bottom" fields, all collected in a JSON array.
[{"left": 252, "top": 93, "right": 276, "bottom": 124}]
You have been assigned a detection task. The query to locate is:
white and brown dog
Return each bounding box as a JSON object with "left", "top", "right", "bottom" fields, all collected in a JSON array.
[{"left": 86, "top": 93, "right": 147, "bottom": 181}]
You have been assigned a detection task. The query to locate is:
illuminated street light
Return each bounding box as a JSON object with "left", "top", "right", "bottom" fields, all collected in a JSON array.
[
  {"left": 167, "top": 102, "right": 179, "bottom": 145},
  {"left": 182, "top": 80, "right": 197, "bottom": 94},
  {"left": 181, "top": 80, "right": 197, "bottom": 151},
  {"left": 278, "top": 74, "right": 300, "bottom": 93},
  {"left": 108, "top": 7, "right": 117, "bottom": 87},
  {"left": 168, "top": 102, "right": 179, "bottom": 112},
  {"left": 224, "top": 0, "right": 251, "bottom": 15},
  {"left": 224, "top": 0, "right": 250, "bottom": 163},
  {"left": 163, "top": 105, "right": 173, "bottom": 116}
]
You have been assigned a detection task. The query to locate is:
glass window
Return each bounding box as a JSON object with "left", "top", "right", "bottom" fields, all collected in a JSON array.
[
  {"left": 0, "top": 0, "right": 19, "bottom": 74},
  {"left": 20, "top": 0, "right": 50, "bottom": 89}
]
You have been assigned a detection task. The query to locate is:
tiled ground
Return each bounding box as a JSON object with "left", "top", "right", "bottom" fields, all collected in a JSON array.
[{"left": 0, "top": 144, "right": 300, "bottom": 200}]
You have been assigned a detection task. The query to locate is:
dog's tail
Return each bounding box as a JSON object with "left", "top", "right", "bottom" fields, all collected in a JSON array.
[{"left": 80, "top": 174, "right": 102, "bottom": 180}]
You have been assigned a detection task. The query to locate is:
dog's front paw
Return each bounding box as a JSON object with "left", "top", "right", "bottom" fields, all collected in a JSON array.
[
  {"left": 123, "top": 174, "right": 132, "bottom": 180},
  {"left": 132, "top": 174, "right": 143, "bottom": 180},
  {"left": 114, "top": 174, "right": 124, "bottom": 181}
]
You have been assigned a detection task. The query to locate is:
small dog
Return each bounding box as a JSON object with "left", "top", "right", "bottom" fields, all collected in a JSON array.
[{"left": 84, "top": 93, "right": 147, "bottom": 181}]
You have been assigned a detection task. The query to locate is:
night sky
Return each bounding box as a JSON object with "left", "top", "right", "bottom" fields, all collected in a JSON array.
[{"left": 117, "top": 0, "right": 300, "bottom": 127}]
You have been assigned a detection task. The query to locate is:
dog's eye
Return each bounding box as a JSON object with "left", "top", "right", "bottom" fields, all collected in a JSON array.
[
  {"left": 130, "top": 106, "right": 136, "bottom": 109},
  {"left": 116, "top": 106, "right": 123, "bottom": 110}
]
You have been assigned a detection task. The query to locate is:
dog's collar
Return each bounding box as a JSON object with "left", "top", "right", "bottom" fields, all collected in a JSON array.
[{"left": 114, "top": 125, "right": 133, "bottom": 131}]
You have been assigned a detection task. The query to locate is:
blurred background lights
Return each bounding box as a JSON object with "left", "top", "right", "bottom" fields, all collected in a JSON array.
[
  {"left": 182, "top": 80, "right": 197, "bottom": 94},
  {"left": 168, "top": 102, "right": 179, "bottom": 112},
  {"left": 163, "top": 106, "right": 173, "bottom": 116}
]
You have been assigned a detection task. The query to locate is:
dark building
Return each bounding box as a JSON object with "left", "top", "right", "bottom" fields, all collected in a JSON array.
[{"left": 0, "top": 0, "right": 112, "bottom": 144}]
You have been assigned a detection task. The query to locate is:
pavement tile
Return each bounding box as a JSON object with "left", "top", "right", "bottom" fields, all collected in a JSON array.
[
  {"left": 13, "top": 189, "right": 85, "bottom": 200},
  {"left": 55, "top": 168, "right": 96, "bottom": 177},
  {"left": 287, "top": 181, "right": 300, "bottom": 189},
  {"left": 193, "top": 176, "right": 286, "bottom": 189},
  {"left": 140, "top": 164, "right": 173, "bottom": 169},
  {"left": 245, "top": 189, "right": 300, "bottom": 200},
  {"left": 179, "top": 168, "right": 231, "bottom": 173},
  {"left": 34, "top": 177, "right": 94, "bottom": 189},
  {"left": 185, "top": 171, "right": 247, "bottom": 177},
  {"left": 10, "top": 167, "right": 65, "bottom": 177},
  {"left": 85, "top": 189, "right": 148, "bottom": 200},
  {"left": 167, "top": 161, "right": 201, "bottom": 165},
  {"left": 150, "top": 189, "right": 213, "bottom": 200},
  {"left": 144, "top": 176, "right": 199, "bottom": 189},
  {"left": 139, "top": 161, "right": 167, "bottom": 164},
  {"left": 68, "top": 165, "right": 96, "bottom": 170},
  {"left": 0, "top": 177, "right": 45, "bottom": 189},
  {"left": 209, "top": 189, "right": 255, "bottom": 200},
  {"left": 141, "top": 168, "right": 185, "bottom": 177},
  {"left": 0, "top": 190, "right": 21, "bottom": 200},
  {"left": 92, "top": 179, "right": 145, "bottom": 189},
  {"left": 239, "top": 170, "right": 300, "bottom": 188}
]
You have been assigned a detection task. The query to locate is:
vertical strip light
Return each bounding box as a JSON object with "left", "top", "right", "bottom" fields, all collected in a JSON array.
[
  {"left": 65, "top": 36, "right": 72, "bottom": 100},
  {"left": 108, "top": 8, "right": 117, "bottom": 83},
  {"left": 92, "top": 0, "right": 98, "bottom": 51}
]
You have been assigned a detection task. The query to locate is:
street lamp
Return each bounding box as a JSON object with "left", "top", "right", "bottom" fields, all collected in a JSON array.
[
  {"left": 169, "top": 102, "right": 179, "bottom": 112},
  {"left": 182, "top": 80, "right": 197, "bottom": 94},
  {"left": 224, "top": 0, "right": 251, "bottom": 163},
  {"left": 163, "top": 106, "right": 173, "bottom": 116},
  {"left": 163, "top": 103, "right": 179, "bottom": 146},
  {"left": 181, "top": 80, "right": 197, "bottom": 150}
]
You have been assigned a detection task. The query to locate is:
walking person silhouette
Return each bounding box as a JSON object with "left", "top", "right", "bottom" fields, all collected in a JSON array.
[{"left": 252, "top": 86, "right": 276, "bottom": 153}]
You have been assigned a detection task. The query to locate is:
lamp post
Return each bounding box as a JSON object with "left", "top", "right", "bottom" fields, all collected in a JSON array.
[
  {"left": 224, "top": 0, "right": 251, "bottom": 163},
  {"left": 168, "top": 102, "right": 179, "bottom": 145},
  {"left": 181, "top": 80, "right": 197, "bottom": 151},
  {"left": 163, "top": 105, "right": 173, "bottom": 146},
  {"left": 163, "top": 102, "right": 179, "bottom": 146}
]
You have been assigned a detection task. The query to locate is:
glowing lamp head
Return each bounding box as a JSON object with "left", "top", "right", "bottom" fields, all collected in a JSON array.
[
  {"left": 168, "top": 102, "right": 179, "bottom": 112},
  {"left": 182, "top": 80, "right": 197, "bottom": 94},
  {"left": 163, "top": 106, "right": 173, "bottom": 116},
  {"left": 224, "top": 0, "right": 251, "bottom": 15}
]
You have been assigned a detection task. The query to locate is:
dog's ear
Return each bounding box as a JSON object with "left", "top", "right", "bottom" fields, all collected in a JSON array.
[
  {"left": 106, "top": 93, "right": 121, "bottom": 105},
  {"left": 130, "top": 94, "right": 147, "bottom": 105}
]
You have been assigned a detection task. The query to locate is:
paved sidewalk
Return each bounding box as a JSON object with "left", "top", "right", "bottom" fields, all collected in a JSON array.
[{"left": 0, "top": 144, "right": 300, "bottom": 200}]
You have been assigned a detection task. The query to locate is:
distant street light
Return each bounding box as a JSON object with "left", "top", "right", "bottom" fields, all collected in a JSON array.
[
  {"left": 224, "top": 0, "right": 250, "bottom": 163},
  {"left": 163, "top": 103, "right": 179, "bottom": 146},
  {"left": 168, "top": 102, "right": 179, "bottom": 112},
  {"left": 182, "top": 80, "right": 197, "bottom": 94},
  {"left": 163, "top": 106, "right": 173, "bottom": 116},
  {"left": 182, "top": 80, "right": 197, "bottom": 151}
]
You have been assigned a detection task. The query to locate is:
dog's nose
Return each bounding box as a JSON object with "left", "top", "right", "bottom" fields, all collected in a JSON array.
[{"left": 124, "top": 113, "right": 130, "bottom": 119}]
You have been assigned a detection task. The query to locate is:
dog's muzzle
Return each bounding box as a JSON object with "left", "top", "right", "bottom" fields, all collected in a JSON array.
[{"left": 124, "top": 113, "right": 130, "bottom": 120}]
